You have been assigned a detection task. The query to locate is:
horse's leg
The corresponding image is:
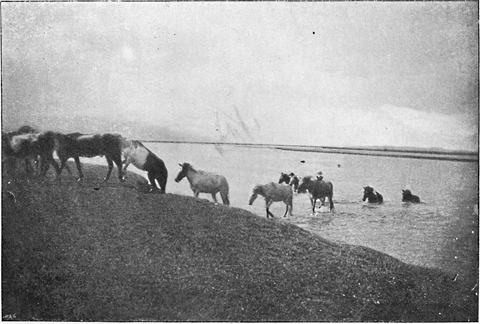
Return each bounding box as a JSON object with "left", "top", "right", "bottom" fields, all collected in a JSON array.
[
  {"left": 73, "top": 156, "right": 84, "bottom": 180},
  {"left": 42, "top": 154, "right": 60, "bottom": 178},
  {"left": 283, "top": 204, "right": 289, "bottom": 217},
  {"left": 103, "top": 156, "right": 114, "bottom": 182},
  {"left": 156, "top": 174, "right": 167, "bottom": 194},
  {"left": 220, "top": 189, "right": 229, "bottom": 205},
  {"left": 147, "top": 172, "right": 159, "bottom": 192},
  {"left": 310, "top": 197, "right": 316, "bottom": 214},
  {"left": 34, "top": 156, "right": 40, "bottom": 176},
  {"left": 110, "top": 152, "right": 125, "bottom": 181},
  {"left": 284, "top": 196, "right": 293, "bottom": 217},
  {"left": 266, "top": 200, "right": 275, "bottom": 218},
  {"left": 24, "top": 158, "right": 34, "bottom": 176},
  {"left": 123, "top": 161, "right": 131, "bottom": 172},
  {"left": 329, "top": 194, "right": 335, "bottom": 213},
  {"left": 58, "top": 157, "right": 68, "bottom": 176},
  {"left": 211, "top": 193, "right": 219, "bottom": 204}
]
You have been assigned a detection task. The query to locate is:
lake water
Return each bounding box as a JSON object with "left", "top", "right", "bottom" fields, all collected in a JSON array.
[{"left": 91, "top": 142, "right": 478, "bottom": 284}]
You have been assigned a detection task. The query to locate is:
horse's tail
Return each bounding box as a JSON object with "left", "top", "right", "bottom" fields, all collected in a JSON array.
[{"left": 326, "top": 181, "right": 334, "bottom": 194}]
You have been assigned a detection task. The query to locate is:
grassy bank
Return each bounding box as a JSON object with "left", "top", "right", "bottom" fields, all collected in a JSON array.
[{"left": 2, "top": 163, "right": 478, "bottom": 321}]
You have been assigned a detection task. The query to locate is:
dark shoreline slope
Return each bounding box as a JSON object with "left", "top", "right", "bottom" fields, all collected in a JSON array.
[{"left": 2, "top": 164, "right": 478, "bottom": 321}]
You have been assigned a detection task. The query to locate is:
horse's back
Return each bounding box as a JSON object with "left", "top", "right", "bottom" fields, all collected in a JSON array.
[
  {"left": 192, "top": 170, "right": 229, "bottom": 193},
  {"left": 69, "top": 134, "right": 103, "bottom": 157},
  {"left": 266, "top": 182, "right": 293, "bottom": 201},
  {"left": 312, "top": 180, "right": 333, "bottom": 197}
]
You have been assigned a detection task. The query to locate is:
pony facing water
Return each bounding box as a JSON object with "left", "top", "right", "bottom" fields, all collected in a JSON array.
[
  {"left": 249, "top": 182, "right": 293, "bottom": 218},
  {"left": 402, "top": 189, "right": 421, "bottom": 203},
  {"left": 297, "top": 176, "right": 335, "bottom": 213},
  {"left": 121, "top": 139, "right": 168, "bottom": 193},
  {"left": 278, "top": 172, "right": 300, "bottom": 193},
  {"left": 175, "top": 163, "right": 230, "bottom": 205},
  {"left": 362, "top": 186, "right": 384, "bottom": 204},
  {"left": 56, "top": 133, "right": 125, "bottom": 182}
]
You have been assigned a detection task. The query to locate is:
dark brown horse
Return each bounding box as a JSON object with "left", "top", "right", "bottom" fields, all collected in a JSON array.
[
  {"left": 56, "top": 133, "right": 125, "bottom": 182},
  {"left": 402, "top": 189, "right": 421, "bottom": 203},
  {"left": 297, "top": 176, "right": 335, "bottom": 213}
]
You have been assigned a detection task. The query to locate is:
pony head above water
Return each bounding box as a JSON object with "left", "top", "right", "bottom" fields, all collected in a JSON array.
[
  {"left": 402, "top": 189, "right": 421, "bottom": 203},
  {"left": 363, "top": 186, "right": 383, "bottom": 203}
]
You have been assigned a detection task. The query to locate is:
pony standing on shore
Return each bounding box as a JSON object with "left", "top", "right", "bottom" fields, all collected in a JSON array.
[
  {"left": 362, "top": 186, "right": 384, "bottom": 204},
  {"left": 2, "top": 126, "right": 39, "bottom": 175},
  {"left": 249, "top": 182, "right": 293, "bottom": 218},
  {"left": 297, "top": 176, "right": 335, "bottom": 213},
  {"left": 56, "top": 133, "right": 125, "bottom": 182},
  {"left": 175, "top": 163, "right": 230, "bottom": 205},
  {"left": 121, "top": 139, "right": 168, "bottom": 193},
  {"left": 402, "top": 189, "right": 421, "bottom": 203},
  {"left": 2, "top": 130, "right": 60, "bottom": 177}
]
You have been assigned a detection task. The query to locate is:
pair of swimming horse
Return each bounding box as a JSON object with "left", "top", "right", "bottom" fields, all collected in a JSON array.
[
  {"left": 2, "top": 128, "right": 168, "bottom": 193},
  {"left": 362, "top": 186, "right": 421, "bottom": 204}
]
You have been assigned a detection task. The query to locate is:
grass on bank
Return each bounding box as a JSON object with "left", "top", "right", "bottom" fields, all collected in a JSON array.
[{"left": 2, "top": 162, "right": 478, "bottom": 321}]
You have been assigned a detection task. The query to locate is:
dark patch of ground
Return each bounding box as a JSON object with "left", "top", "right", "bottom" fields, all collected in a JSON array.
[{"left": 2, "top": 162, "right": 478, "bottom": 321}]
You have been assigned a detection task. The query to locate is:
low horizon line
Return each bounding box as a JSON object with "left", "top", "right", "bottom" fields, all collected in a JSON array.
[{"left": 138, "top": 139, "right": 479, "bottom": 160}]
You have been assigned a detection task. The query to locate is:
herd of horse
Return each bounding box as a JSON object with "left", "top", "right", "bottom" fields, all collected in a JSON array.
[
  {"left": 2, "top": 127, "right": 168, "bottom": 192},
  {"left": 2, "top": 126, "right": 422, "bottom": 219}
]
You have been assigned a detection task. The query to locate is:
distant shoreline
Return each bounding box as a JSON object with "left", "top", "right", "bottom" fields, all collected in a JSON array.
[{"left": 140, "top": 140, "right": 479, "bottom": 163}]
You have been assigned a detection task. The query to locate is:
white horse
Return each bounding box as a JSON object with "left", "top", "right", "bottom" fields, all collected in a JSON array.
[
  {"left": 249, "top": 182, "right": 293, "bottom": 218},
  {"left": 121, "top": 139, "right": 168, "bottom": 193},
  {"left": 174, "top": 162, "right": 230, "bottom": 205}
]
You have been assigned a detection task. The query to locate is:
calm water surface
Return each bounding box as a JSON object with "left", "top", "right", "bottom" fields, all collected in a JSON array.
[{"left": 91, "top": 143, "right": 478, "bottom": 283}]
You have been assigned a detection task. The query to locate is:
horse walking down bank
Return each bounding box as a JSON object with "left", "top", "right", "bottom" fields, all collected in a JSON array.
[
  {"left": 175, "top": 163, "right": 230, "bottom": 205},
  {"left": 402, "top": 189, "right": 421, "bottom": 203},
  {"left": 279, "top": 172, "right": 301, "bottom": 193},
  {"left": 56, "top": 133, "right": 125, "bottom": 182},
  {"left": 297, "top": 176, "right": 335, "bottom": 213},
  {"left": 362, "top": 186, "right": 384, "bottom": 204},
  {"left": 249, "top": 182, "right": 293, "bottom": 218},
  {"left": 2, "top": 130, "right": 60, "bottom": 177},
  {"left": 121, "top": 139, "right": 168, "bottom": 193}
]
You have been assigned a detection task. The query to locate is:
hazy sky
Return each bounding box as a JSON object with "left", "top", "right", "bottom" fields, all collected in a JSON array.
[{"left": 2, "top": 2, "right": 478, "bottom": 150}]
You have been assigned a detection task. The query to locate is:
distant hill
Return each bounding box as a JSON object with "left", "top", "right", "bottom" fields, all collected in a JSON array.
[{"left": 348, "top": 145, "right": 478, "bottom": 156}]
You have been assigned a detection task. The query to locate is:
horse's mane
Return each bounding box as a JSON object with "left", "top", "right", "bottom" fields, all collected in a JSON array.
[
  {"left": 254, "top": 184, "right": 264, "bottom": 195},
  {"left": 183, "top": 163, "right": 196, "bottom": 172},
  {"left": 131, "top": 140, "right": 146, "bottom": 149}
]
